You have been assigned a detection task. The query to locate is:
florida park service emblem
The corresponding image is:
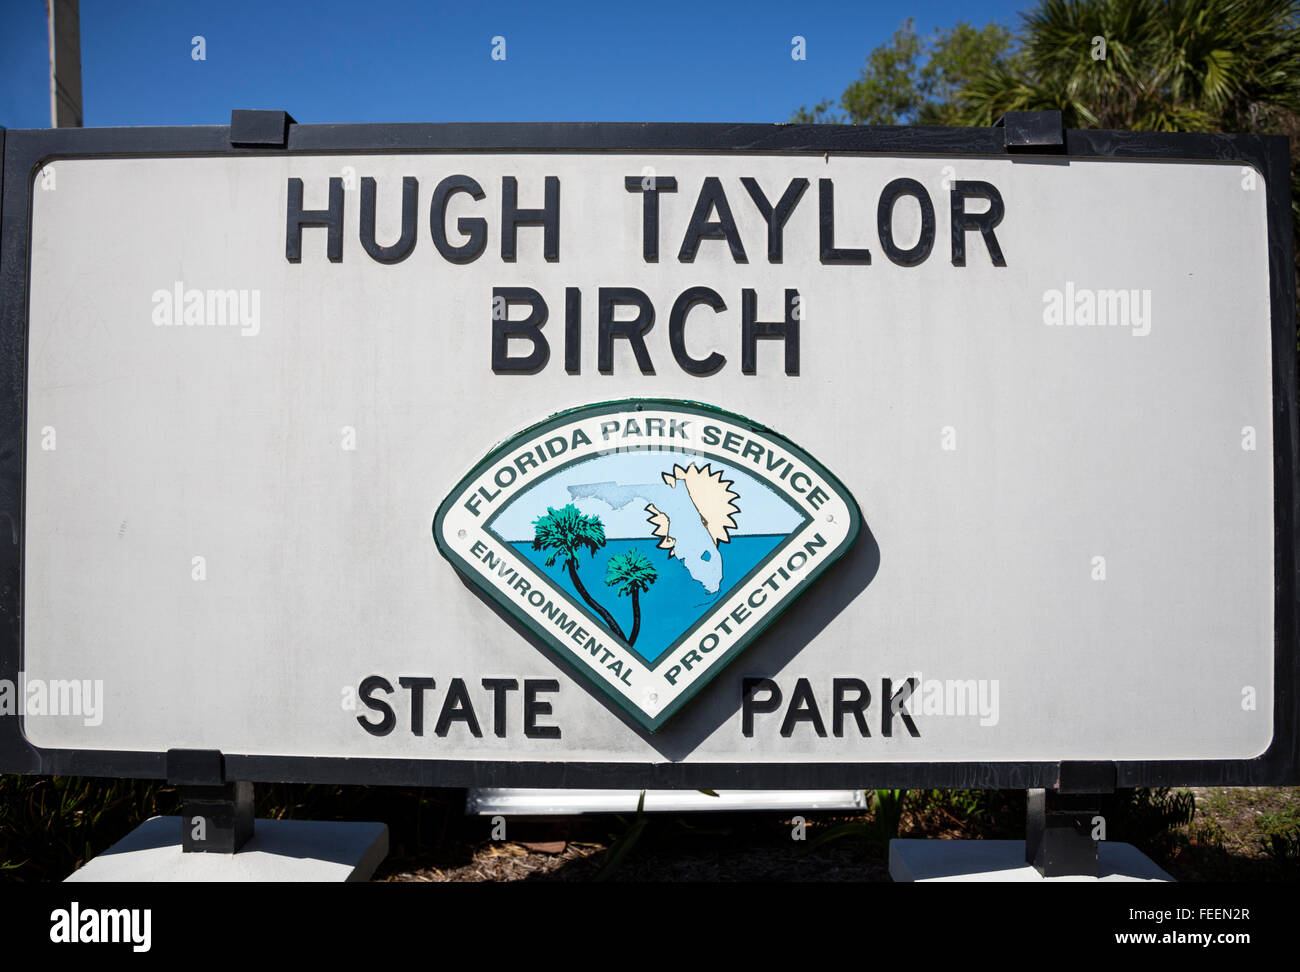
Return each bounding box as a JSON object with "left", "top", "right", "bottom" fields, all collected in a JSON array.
[{"left": 433, "top": 400, "right": 860, "bottom": 731}]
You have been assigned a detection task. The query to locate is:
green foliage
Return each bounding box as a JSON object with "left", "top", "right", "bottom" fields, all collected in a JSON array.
[
  {"left": 910, "top": 787, "right": 1197, "bottom": 854},
  {"left": 788, "top": 98, "right": 844, "bottom": 125},
  {"left": 906, "top": 788, "right": 1031, "bottom": 840},
  {"left": 531, "top": 504, "right": 607, "bottom": 568},
  {"left": 959, "top": 0, "right": 1300, "bottom": 132},
  {"left": 805, "top": 788, "right": 908, "bottom": 853},
  {"left": 918, "top": 21, "right": 1025, "bottom": 125},
  {"left": 0, "top": 775, "right": 181, "bottom": 881},
  {"left": 791, "top": 18, "right": 1019, "bottom": 126},
  {"left": 593, "top": 790, "right": 649, "bottom": 881},
  {"left": 1102, "top": 787, "right": 1195, "bottom": 858},
  {"left": 913, "top": 787, "right": 992, "bottom": 823},
  {"left": 1255, "top": 806, "right": 1300, "bottom": 836},
  {"left": 1187, "top": 815, "right": 1226, "bottom": 849},
  {"left": 838, "top": 19, "right": 925, "bottom": 125},
  {"left": 868, "top": 788, "right": 906, "bottom": 842},
  {"left": 1260, "top": 828, "right": 1300, "bottom": 871},
  {"left": 604, "top": 548, "right": 658, "bottom": 597},
  {"left": 793, "top": 1, "right": 1299, "bottom": 133},
  {"left": 944, "top": 788, "right": 990, "bottom": 818},
  {"left": 1255, "top": 806, "right": 1300, "bottom": 872}
]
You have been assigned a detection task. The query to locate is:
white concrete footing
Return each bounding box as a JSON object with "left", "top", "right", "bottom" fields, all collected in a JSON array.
[
  {"left": 889, "top": 839, "right": 1173, "bottom": 882},
  {"left": 65, "top": 816, "right": 389, "bottom": 882}
]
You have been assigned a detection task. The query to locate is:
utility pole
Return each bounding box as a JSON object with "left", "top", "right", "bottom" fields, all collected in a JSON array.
[{"left": 47, "top": 0, "right": 83, "bottom": 127}]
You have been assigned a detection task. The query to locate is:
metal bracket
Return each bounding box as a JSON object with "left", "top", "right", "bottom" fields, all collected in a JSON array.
[
  {"left": 180, "top": 781, "right": 255, "bottom": 853},
  {"left": 230, "top": 109, "right": 295, "bottom": 148},
  {"left": 166, "top": 749, "right": 254, "bottom": 852},
  {"left": 1026, "top": 789, "right": 1099, "bottom": 876},
  {"left": 1024, "top": 762, "right": 1116, "bottom": 876},
  {"left": 995, "top": 110, "right": 1065, "bottom": 152}
]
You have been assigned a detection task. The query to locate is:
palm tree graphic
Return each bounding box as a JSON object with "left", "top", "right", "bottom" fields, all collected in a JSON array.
[
  {"left": 604, "top": 548, "right": 658, "bottom": 647},
  {"left": 531, "top": 504, "right": 626, "bottom": 641}
]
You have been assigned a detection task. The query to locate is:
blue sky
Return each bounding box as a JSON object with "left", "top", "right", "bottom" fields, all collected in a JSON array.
[{"left": 1, "top": 0, "right": 1033, "bottom": 129}]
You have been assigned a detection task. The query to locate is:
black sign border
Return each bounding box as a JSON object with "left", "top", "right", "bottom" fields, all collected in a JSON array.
[{"left": 0, "top": 120, "right": 1294, "bottom": 789}]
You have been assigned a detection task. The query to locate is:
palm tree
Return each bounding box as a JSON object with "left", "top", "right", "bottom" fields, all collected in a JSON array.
[
  {"left": 604, "top": 549, "right": 659, "bottom": 647},
  {"left": 955, "top": 0, "right": 1300, "bottom": 346},
  {"left": 531, "top": 504, "right": 626, "bottom": 640},
  {"left": 960, "top": 0, "right": 1300, "bottom": 134}
]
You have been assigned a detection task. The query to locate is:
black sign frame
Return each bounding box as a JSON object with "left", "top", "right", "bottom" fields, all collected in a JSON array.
[{"left": 0, "top": 118, "right": 1295, "bottom": 789}]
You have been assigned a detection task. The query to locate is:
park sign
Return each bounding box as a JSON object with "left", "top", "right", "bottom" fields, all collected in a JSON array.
[{"left": 0, "top": 115, "right": 1296, "bottom": 790}]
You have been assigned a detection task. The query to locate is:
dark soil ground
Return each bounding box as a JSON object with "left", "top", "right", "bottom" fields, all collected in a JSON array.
[
  {"left": 378, "top": 813, "right": 896, "bottom": 882},
  {"left": 4, "top": 779, "right": 1295, "bottom": 882},
  {"left": 374, "top": 786, "right": 1300, "bottom": 882}
]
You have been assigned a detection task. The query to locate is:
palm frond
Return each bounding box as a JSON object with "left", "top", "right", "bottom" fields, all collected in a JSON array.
[
  {"left": 605, "top": 548, "right": 658, "bottom": 596},
  {"left": 531, "top": 504, "right": 607, "bottom": 564}
]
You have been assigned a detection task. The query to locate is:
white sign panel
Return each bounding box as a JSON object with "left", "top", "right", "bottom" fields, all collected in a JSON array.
[{"left": 10, "top": 131, "right": 1286, "bottom": 781}]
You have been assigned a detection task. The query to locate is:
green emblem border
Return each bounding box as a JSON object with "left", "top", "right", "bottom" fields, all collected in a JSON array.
[{"left": 432, "top": 398, "right": 864, "bottom": 732}]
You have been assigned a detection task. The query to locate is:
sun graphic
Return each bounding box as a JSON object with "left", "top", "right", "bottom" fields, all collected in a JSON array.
[{"left": 645, "top": 463, "right": 741, "bottom": 548}]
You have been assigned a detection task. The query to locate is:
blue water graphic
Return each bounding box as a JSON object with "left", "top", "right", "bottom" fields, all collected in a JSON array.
[{"left": 508, "top": 535, "right": 788, "bottom": 664}]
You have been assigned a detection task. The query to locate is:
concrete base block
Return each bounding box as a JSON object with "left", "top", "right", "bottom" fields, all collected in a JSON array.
[
  {"left": 889, "top": 839, "right": 1173, "bottom": 882},
  {"left": 65, "top": 816, "right": 388, "bottom": 882}
]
